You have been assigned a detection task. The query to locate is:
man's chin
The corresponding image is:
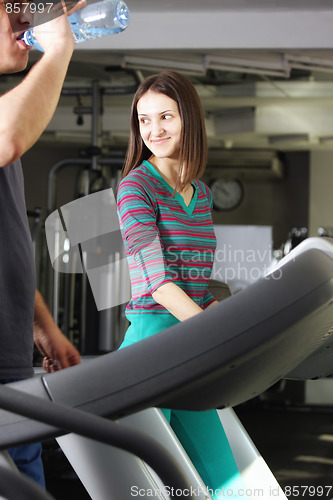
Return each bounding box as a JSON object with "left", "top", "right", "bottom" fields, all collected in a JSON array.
[{"left": 6, "top": 57, "right": 29, "bottom": 75}]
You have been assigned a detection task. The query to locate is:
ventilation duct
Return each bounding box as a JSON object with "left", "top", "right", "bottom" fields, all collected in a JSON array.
[{"left": 206, "top": 150, "right": 284, "bottom": 180}]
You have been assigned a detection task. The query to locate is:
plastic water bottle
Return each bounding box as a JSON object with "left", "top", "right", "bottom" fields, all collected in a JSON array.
[{"left": 20, "top": 0, "right": 130, "bottom": 52}]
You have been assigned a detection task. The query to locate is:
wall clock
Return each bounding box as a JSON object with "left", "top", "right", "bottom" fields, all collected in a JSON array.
[{"left": 210, "top": 178, "right": 244, "bottom": 211}]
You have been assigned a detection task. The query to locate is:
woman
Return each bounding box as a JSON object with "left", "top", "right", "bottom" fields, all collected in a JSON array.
[{"left": 117, "top": 71, "right": 245, "bottom": 499}]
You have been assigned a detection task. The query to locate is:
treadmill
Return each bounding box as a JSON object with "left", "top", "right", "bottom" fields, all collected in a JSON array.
[{"left": 1, "top": 237, "right": 333, "bottom": 499}]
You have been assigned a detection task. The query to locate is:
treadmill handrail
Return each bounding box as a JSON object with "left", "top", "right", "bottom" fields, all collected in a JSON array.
[{"left": 0, "top": 384, "right": 191, "bottom": 499}]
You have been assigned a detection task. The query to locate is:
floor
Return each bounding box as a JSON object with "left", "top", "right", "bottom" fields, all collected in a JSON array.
[
  {"left": 43, "top": 383, "right": 333, "bottom": 500},
  {"left": 236, "top": 404, "right": 333, "bottom": 500}
]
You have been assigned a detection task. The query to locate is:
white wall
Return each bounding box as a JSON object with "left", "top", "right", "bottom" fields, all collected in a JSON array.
[{"left": 77, "top": 7, "right": 333, "bottom": 51}]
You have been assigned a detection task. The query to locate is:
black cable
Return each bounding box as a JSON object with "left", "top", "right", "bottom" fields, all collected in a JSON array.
[
  {"left": 0, "top": 384, "right": 193, "bottom": 499},
  {"left": 0, "top": 465, "right": 55, "bottom": 500}
]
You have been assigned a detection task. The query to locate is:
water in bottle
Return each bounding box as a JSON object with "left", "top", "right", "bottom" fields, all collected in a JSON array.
[{"left": 19, "top": 0, "right": 130, "bottom": 52}]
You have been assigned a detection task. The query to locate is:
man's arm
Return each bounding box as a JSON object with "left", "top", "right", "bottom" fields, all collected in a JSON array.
[
  {"left": 0, "top": 0, "right": 86, "bottom": 166},
  {"left": 33, "top": 290, "right": 81, "bottom": 372}
]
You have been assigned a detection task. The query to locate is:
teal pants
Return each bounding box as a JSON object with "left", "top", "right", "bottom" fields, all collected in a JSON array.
[{"left": 119, "top": 314, "right": 245, "bottom": 499}]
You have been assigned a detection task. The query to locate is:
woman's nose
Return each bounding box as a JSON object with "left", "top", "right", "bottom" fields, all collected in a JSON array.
[{"left": 151, "top": 120, "right": 164, "bottom": 137}]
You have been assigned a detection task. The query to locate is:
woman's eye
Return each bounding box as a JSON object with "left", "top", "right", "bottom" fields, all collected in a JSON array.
[
  {"left": 140, "top": 118, "right": 149, "bottom": 124},
  {"left": 162, "top": 114, "right": 172, "bottom": 120}
]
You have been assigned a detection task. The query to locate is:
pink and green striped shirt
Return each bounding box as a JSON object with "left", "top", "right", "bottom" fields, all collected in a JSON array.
[{"left": 117, "top": 160, "right": 217, "bottom": 316}]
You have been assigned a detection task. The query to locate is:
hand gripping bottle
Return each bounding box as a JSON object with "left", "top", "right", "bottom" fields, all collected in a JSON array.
[{"left": 20, "top": 0, "right": 130, "bottom": 51}]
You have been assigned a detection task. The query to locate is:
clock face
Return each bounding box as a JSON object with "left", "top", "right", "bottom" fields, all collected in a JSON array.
[{"left": 210, "top": 178, "right": 244, "bottom": 211}]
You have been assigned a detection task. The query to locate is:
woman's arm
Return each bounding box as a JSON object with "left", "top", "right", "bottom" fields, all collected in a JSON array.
[
  {"left": 206, "top": 300, "right": 219, "bottom": 309},
  {"left": 153, "top": 282, "right": 213, "bottom": 321}
]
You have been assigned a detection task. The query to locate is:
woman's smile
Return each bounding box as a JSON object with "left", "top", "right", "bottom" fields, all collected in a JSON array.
[{"left": 151, "top": 137, "right": 170, "bottom": 145}]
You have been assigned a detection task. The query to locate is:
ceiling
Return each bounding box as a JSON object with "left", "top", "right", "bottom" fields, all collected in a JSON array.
[
  {"left": 126, "top": 0, "right": 333, "bottom": 12},
  {"left": 3, "top": 0, "right": 333, "bottom": 154},
  {"left": 36, "top": 49, "right": 333, "bottom": 155}
]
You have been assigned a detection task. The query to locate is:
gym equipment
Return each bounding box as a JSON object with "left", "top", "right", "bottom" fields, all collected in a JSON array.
[
  {"left": 45, "top": 81, "right": 134, "bottom": 354},
  {"left": 1, "top": 237, "right": 333, "bottom": 498}
]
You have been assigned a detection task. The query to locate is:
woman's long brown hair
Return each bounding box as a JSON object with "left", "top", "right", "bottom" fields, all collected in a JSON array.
[{"left": 121, "top": 71, "right": 208, "bottom": 192}]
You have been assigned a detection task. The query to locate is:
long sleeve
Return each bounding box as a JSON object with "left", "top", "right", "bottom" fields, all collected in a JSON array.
[
  {"left": 117, "top": 176, "right": 173, "bottom": 295},
  {"left": 116, "top": 162, "right": 217, "bottom": 316}
]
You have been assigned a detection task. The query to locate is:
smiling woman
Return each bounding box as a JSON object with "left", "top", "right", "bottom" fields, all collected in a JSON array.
[
  {"left": 116, "top": 71, "right": 247, "bottom": 499},
  {"left": 122, "top": 70, "right": 208, "bottom": 194},
  {"left": 137, "top": 91, "right": 182, "bottom": 167}
]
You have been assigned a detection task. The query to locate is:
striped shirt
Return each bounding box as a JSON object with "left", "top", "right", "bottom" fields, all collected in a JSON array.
[{"left": 117, "top": 160, "right": 217, "bottom": 315}]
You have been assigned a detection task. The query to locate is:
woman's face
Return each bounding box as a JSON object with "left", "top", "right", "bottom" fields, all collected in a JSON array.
[{"left": 137, "top": 90, "right": 182, "bottom": 162}]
